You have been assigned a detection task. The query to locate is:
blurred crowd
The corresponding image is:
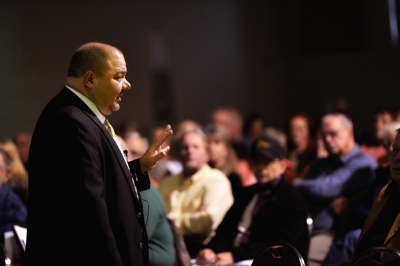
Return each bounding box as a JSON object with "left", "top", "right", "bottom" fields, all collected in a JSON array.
[{"left": 2, "top": 102, "right": 400, "bottom": 266}]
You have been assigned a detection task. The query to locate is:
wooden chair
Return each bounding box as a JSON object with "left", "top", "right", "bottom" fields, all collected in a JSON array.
[
  {"left": 350, "top": 246, "right": 400, "bottom": 266},
  {"left": 251, "top": 241, "right": 306, "bottom": 266}
]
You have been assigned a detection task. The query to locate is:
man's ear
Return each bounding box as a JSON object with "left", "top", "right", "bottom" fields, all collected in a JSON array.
[{"left": 84, "top": 71, "right": 95, "bottom": 88}]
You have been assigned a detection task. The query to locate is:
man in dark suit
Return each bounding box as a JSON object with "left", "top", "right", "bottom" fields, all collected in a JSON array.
[
  {"left": 25, "top": 42, "right": 172, "bottom": 266},
  {"left": 196, "top": 135, "right": 309, "bottom": 265}
]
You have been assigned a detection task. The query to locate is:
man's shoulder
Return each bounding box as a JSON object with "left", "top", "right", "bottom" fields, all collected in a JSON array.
[
  {"left": 347, "top": 148, "right": 378, "bottom": 169},
  {"left": 203, "top": 165, "right": 228, "bottom": 179},
  {"left": 159, "top": 174, "right": 183, "bottom": 191},
  {"left": 37, "top": 87, "right": 94, "bottom": 123}
]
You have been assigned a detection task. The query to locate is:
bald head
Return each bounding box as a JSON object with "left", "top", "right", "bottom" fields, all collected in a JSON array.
[
  {"left": 65, "top": 42, "right": 131, "bottom": 116},
  {"left": 67, "top": 42, "right": 121, "bottom": 78}
]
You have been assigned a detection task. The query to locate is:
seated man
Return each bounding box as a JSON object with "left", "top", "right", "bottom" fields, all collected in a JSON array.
[
  {"left": 294, "top": 113, "right": 377, "bottom": 232},
  {"left": 294, "top": 113, "right": 377, "bottom": 264},
  {"left": 159, "top": 128, "right": 234, "bottom": 258},
  {"left": 322, "top": 121, "right": 400, "bottom": 266},
  {"left": 196, "top": 135, "right": 309, "bottom": 265},
  {"left": 351, "top": 127, "right": 400, "bottom": 262}
]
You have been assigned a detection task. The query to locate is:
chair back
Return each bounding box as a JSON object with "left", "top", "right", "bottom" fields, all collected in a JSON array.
[
  {"left": 251, "top": 241, "right": 306, "bottom": 266},
  {"left": 167, "top": 219, "right": 192, "bottom": 266},
  {"left": 0, "top": 243, "right": 10, "bottom": 266},
  {"left": 350, "top": 246, "right": 400, "bottom": 266}
]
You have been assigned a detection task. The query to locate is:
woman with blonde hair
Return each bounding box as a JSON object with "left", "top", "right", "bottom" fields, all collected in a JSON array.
[
  {"left": 0, "top": 138, "right": 28, "bottom": 207},
  {"left": 205, "top": 125, "right": 242, "bottom": 196}
]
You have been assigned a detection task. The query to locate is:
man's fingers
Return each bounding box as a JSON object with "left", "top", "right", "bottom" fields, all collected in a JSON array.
[
  {"left": 152, "top": 125, "right": 173, "bottom": 147},
  {"left": 152, "top": 146, "right": 170, "bottom": 161},
  {"left": 149, "top": 126, "right": 172, "bottom": 154}
]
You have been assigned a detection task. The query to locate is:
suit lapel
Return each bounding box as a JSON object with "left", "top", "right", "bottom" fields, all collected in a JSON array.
[
  {"left": 60, "top": 87, "right": 139, "bottom": 200},
  {"left": 357, "top": 190, "right": 390, "bottom": 244},
  {"left": 385, "top": 214, "right": 400, "bottom": 245},
  {"left": 87, "top": 110, "right": 140, "bottom": 201}
]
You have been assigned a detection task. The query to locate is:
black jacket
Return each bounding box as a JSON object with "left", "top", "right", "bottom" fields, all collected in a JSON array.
[
  {"left": 206, "top": 177, "right": 309, "bottom": 262},
  {"left": 25, "top": 87, "right": 150, "bottom": 266}
]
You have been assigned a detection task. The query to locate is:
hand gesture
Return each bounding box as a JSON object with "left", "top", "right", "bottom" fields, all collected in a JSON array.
[{"left": 140, "top": 125, "right": 173, "bottom": 172}]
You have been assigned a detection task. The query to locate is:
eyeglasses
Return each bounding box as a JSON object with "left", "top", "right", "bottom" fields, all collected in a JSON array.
[{"left": 321, "top": 128, "right": 346, "bottom": 139}]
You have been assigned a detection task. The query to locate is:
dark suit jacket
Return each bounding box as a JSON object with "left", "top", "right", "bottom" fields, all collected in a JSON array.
[
  {"left": 352, "top": 180, "right": 400, "bottom": 263},
  {"left": 25, "top": 87, "right": 150, "bottom": 266},
  {"left": 206, "top": 177, "right": 309, "bottom": 262}
]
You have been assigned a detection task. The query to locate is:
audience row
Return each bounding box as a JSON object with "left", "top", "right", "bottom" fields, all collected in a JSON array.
[{"left": 2, "top": 103, "right": 400, "bottom": 265}]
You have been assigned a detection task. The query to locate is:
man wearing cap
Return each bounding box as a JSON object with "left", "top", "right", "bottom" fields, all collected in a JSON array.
[{"left": 195, "top": 135, "right": 309, "bottom": 265}]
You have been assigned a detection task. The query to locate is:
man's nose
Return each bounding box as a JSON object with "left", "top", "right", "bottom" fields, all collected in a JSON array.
[{"left": 123, "top": 79, "right": 131, "bottom": 90}]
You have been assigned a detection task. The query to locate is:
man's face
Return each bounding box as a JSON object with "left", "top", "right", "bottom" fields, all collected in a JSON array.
[
  {"left": 90, "top": 49, "right": 131, "bottom": 116},
  {"left": 252, "top": 158, "right": 285, "bottom": 184},
  {"left": 125, "top": 135, "right": 147, "bottom": 160},
  {"left": 213, "top": 110, "right": 233, "bottom": 138},
  {"left": 375, "top": 112, "right": 393, "bottom": 141},
  {"left": 390, "top": 132, "right": 400, "bottom": 183},
  {"left": 321, "top": 117, "right": 352, "bottom": 157},
  {"left": 208, "top": 136, "right": 228, "bottom": 164},
  {"left": 290, "top": 116, "right": 309, "bottom": 146},
  {"left": 179, "top": 132, "right": 209, "bottom": 173}
]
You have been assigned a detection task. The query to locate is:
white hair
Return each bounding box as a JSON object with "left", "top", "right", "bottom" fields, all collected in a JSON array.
[{"left": 322, "top": 113, "right": 353, "bottom": 129}]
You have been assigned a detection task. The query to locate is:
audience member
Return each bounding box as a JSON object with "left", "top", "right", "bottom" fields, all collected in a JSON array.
[
  {"left": 284, "top": 113, "right": 318, "bottom": 183},
  {"left": 322, "top": 121, "right": 400, "bottom": 266},
  {"left": 351, "top": 127, "right": 400, "bottom": 263},
  {"left": 10, "top": 131, "right": 31, "bottom": 173},
  {"left": 0, "top": 139, "right": 29, "bottom": 207},
  {"left": 195, "top": 135, "right": 309, "bottom": 265},
  {"left": 124, "top": 131, "right": 149, "bottom": 160},
  {"left": 294, "top": 113, "right": 377, "bottom": 264},
  {"left": 159, "top": 128, "right": 234, "bottom": 258},
  {"left": 360, "top": 104, "right": 396, "bottom": 167},
  {"left": 114, "top": 119, "right": 148, "bottom": 140},
  {"left": 210, "top": 106, "right": 251, "bottom": 156},
  {"left": 116, "top": 135, "right": 177, "bottom": 266},
  {"left": 263, "top": 126, "right": 287, "bottom": 150},
  {"left": 242, "top": 112, "right": 266, "bottom": 143},
  {"left": 295, "top": 113, "right": 377, "bottom": 232},
  {"left": 205, "top": 124, "right": 242, "bottom": 197},
  {"left": 149, "top": 125, "right": 184, "bottom": 187},
  {"left": 0, "top": 147, "right": 27, "bottom": 243},
  {"left": 142, "top": 185, "right": 177, "bottom": 266},
  {"left": 210, "top": 107, "right": 255, "bottom": 187}
]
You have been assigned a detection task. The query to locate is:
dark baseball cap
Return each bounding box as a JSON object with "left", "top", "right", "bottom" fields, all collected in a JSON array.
[{"left": 250, "top": 135, "right": 286, "bottom": 162}]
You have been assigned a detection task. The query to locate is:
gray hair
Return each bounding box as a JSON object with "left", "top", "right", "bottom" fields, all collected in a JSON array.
[{"left": 322, "top": 113, "right": 353, "bottom": 129}]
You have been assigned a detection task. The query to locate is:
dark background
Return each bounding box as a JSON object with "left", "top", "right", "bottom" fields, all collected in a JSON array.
[{"left": 1, "top": 0, "right": 399, "bottom": 137}]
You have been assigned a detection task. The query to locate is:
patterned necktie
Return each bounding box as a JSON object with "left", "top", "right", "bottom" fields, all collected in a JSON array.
[
  {"left": 104, "top": 119, "right": 118, "bottom": 143},
  {"left": 104, "top": 118, "right": 140, "bottom": 200}
]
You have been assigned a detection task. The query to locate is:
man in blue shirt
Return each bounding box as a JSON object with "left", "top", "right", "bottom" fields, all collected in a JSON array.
[{"left": 294, "top": 113, "right": 377, "bottom": 264}]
